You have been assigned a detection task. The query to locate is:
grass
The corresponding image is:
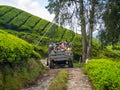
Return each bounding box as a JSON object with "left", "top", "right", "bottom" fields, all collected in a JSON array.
[
  {"left": 73, "top": 63, "right": 85, "bottom": 68},
  {"left": 48, "top": 70, "right": 68, "bottom": 90}
]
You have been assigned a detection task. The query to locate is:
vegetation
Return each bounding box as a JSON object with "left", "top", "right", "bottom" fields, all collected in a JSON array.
[
  {"left": 0, "top": 8, "right": 22, "bottom": 25},
  {"left": 9, "top": 12, "right": 31, "bottom": 29},
  {"left": 0, "top": 29, "right": 44, "bottom": 90},
  {"left": 0, "top": 6, "right": 13, "bottom": 16},
  {"left": 20, "top": 16, "right": 40, "bottom": 31},
  {"left": 48, "top": 70, "right": 68, "bottom": 90},
  {"left": 46, "top": 0, "right": 120, "bottom": 63},
  {"left": 0, "top": 5, "right": 95, "bottom": 60},
  {"left": 85, "top": 59, "right": 120, "bottom": 90},
  {"left": 0, "top": 30, "right": 40, "bottom": 63}
]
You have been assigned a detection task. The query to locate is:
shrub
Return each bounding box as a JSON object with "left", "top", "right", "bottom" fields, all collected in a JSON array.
[
  {"left": 85, "top": 59, "right": 120, "bottom": 90},
  {"left": 62, "top": 29, "right": 74, "bottom": 42},
  {"left": 20, "top": 16, "right": 40, "bottom": 31},
  {"left": 9, "top": 12, "right": 31, "bottom": 29},
  {"left": 34, "top": 19, "right": 49, "bottom": 32},
  {"left": 0, "top": 8, "right": 22, "bottom": 24},
  {"left": 72, "top": 34, "right": 82, "bottom": 56},
  {"left": 0, "top": 30, "right": 40, "bottom": 63},
  {"left": 0, "top": 6, "right": 13, "bottom": 16}
]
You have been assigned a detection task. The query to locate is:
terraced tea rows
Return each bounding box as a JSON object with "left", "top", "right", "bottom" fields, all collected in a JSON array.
[
  {"left": 0, "top": 5, "right": 97, "bottom": 59},
  {"left": 0, "top": 6, "right": 74, "bottom": 42}
]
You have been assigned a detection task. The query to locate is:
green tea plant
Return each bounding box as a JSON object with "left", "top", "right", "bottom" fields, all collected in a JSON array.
[
  {"left": 34, "top": 19, "right": 49, "bottom": 32},
  {"left": 9, "top": 12, "right": 31, "bottom": 28},
  {"left": 0, "top": 30, "right": 40, "bottom": 63},
  {"left": 62, "top": 30, "right": 74, "bottom": 42},
  {"left": 0, "top": 8, "right": 22, "bottom": 24},
  {"left": 20, "top": 16, "right": 40, "bottom": 31},
  {"left": 85, "top": 59, "right": 120, "bottom": 90},
  {"left": 0, "top": 6, "right": 13, "bottom": 16}
]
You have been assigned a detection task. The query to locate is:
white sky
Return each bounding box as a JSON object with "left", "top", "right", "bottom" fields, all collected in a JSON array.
[{"left": 0, "top": 0, "right": 55, "bottom": 21}]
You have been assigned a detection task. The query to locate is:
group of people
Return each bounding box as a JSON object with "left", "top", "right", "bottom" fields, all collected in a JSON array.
[{"left": 49, "top": 41, "right": 72, "bottom": 53}]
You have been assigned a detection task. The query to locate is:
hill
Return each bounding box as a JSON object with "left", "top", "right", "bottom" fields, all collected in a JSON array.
[{"left": 0, "top": 5, "right": 85, "bottom": 59}]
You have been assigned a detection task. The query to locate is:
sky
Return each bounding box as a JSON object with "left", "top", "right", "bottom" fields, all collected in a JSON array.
[{"left": 0, "top": 0, "right": 55, "bottom": 21}]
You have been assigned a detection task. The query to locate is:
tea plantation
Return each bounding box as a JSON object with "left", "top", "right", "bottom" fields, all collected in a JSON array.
[
  {"left": 0, "top": 5, "right": 119, "bottom": 90},
  {"left": 0, "top": 5, "right": 93, "bottom": 59},
  {"left": 0, "top": 30, "right": 44, "bottom": 90}
]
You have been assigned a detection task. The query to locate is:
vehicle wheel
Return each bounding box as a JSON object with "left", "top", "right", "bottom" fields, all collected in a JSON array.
[
  {"left": 68, "top": 59, "right": 73, "bottom": 68},
  {"left": 50, "top": 60, "right": 54, "bottom": 69},
  {"left": 47, "top": 58, "right": 49, "bottom": 66}
]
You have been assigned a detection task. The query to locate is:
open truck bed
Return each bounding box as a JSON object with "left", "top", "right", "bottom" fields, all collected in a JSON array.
[{"left": 47, "top": 42, "right": 73, "bottom": 69}]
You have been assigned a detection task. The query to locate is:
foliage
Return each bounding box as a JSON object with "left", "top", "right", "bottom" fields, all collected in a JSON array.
[
  {"left": 100, "top": 0, "right": 120, "bottom": 47},
  {"left": 62, "top": 29, "right": 74, "bottom": 42},
  {"left": 0, "top": 30, "right": 40, "bottom": 63},
  {"left": 0, "top": 58, "right": 44, "bottom": 90},
  {"left": 34, "top": 19, "right": 49, "bottom": 33},
  {"left": 48, "top": 70, "right": 68, "bottom": 90},
  {"left": 9, "top": 12, "right": 31, "bottom": 29},
  {"left": 0, "top": 6, "right": 13, "bottom": 16},
  {"left": 20, "top": 16, "right": 40, "bottom": 31},
  {"left": 85, "top": 59, "right": 120, "bottom": 90},
  {"left": 0, "top": 8, "right": 22, "bottom": 25},
  {"left": 72, "top": 34, "right": 82, "bottom": 58},
  {"left": 0, "top": 5, "right": 100, "bottom": 60}
]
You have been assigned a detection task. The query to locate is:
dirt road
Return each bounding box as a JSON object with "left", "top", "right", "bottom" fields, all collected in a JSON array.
[
  {"left": 67, "top": 68, "right": 93, "bottom": 90},
  {"left": 21, "top": 69, "right": 60, "bottom": 90},
  {"left": 22, "top": 59, "right": 93, "bottom": 90}
]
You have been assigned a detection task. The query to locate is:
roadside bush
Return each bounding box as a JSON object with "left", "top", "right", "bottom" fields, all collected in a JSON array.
[{"left": 85, "top": 59, "right": 120, "bottom": 90}]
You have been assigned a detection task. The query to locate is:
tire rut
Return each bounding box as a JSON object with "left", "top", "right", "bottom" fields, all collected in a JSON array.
[
  {"left": 21, "top": 69, "right": 61, "bottom": 90},
  {"left": 67, "top": 68, "right": 93, "bottom": 90}
]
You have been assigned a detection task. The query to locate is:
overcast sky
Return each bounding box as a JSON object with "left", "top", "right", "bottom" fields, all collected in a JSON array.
[{"left": 0, "top": 0, "right": 55, "bottom": 21}]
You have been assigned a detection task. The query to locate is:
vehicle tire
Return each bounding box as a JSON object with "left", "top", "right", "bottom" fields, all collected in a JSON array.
[
  {"left": 47, "top": 58, "right": 49, "bottom": 66},
  {"left": 68, "top": 59, "right": 73, "bottom": 68},
  {"left": 50, "top": 60, "right": 54, "bottom": 69}
]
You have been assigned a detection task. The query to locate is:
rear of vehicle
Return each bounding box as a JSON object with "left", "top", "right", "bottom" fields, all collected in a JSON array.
[{"left": 47, "top": 42, "right": 73, "bottom": 69}]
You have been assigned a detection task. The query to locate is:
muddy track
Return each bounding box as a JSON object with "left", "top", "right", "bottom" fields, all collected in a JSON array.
[
  {"left": 21, "top": 69, "right": 61, "bottom": 90},
  {"left": 22, "top": 60, "right": 93, "bottom": 90}
]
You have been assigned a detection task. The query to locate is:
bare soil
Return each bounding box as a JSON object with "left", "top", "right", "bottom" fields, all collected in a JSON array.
[
  {"left": 21, "top": 69, "right": 61, "bottom": 90},
  {"left": 67, "top": 68, "right": 93, "bottom": 90}
]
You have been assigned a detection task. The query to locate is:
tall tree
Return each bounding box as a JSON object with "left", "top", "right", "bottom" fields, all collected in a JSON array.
[
  {"left": 101, "top": 0, "right": 120, "bottom": 48},
  {"left": 87, "top": 0, "right": 96, "bottom": 59},
  {"left": 79, "top": 0, "right": 87, "bottom": 62}
]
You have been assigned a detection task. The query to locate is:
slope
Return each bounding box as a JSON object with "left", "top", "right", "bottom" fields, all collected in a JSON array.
[
  {"left": 0, "top": 29, "right": 44, "bottom": 90},
  {"left": 0, "top": 5, "right": 99, "bottom": 59}
]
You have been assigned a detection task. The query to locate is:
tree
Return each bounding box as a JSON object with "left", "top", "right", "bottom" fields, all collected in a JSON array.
[
  {"left": 101, "top": 0, "right": 120, "bottom": 48},
  {"left": 79, "top": 0, "right": 87, "bottom": 62},
  {"left": 46, "top": 0, "right": 101, "bottom": 62}
]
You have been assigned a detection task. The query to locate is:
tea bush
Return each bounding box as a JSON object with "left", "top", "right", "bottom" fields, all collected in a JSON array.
[
  {"left": 20, "top": 16, "right": 40, "bottom": 31},
  {"left": 0, "top": 30, "right": 40, "bottom": 63},
  {"left": 9, "top": 12, "right": 31, "bottom": 28},
  {"left": 85, "top": 59, "right": 120, "bottom": 90},
  {"left": 0, "top": 6, "right": 13, "bottom": 16},
  {"left": 0, "top": 8, "right": 22, "bottom": 24}
]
